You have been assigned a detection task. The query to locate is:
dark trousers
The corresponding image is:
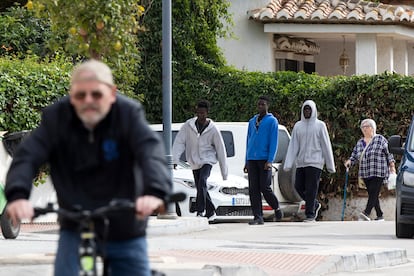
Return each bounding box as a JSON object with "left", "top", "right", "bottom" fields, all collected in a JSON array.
[
  {"left": 193, "top": 164, "right": 215, "bottom": 215},
  {"left": 364, "top": 177, "right": 383, "bottom": 217},
  {"left": 247, "top": 160, "right": 279, "bottom": 219},
  {"left": 295, "top": 167, "right": 322, "bottom": 218}
]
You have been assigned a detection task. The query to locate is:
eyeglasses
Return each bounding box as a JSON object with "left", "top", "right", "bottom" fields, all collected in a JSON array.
[
  {"left": 361, "top": 125, "right": 371, "bottom": 128},
  {"left": 72, "top": 90, "right": 103, "bottom": 101}
]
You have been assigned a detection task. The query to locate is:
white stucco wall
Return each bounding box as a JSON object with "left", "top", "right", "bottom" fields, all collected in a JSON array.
[
  {"left": 356, "top": 34, "right": 377, "bottom": 75},
  {"left": 219, "top": 1, "right": 414, "bottom": 76},
  {"left": 377, "top": 37, "right": 394, "bottom": 74},
  {"left": 393, "top": 39, "right": 408, "bottom": 75},
  {"left": 314, "top": 40, "right": 355, "bottom": 76},
  {"left": 217, "top": 0, "right": 274, "bottom": 72}
]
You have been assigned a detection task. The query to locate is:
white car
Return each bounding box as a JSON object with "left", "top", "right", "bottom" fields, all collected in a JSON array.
[
  {"left": 172, "top": 161, "right": 253, "bottom": 222},
  {"left": 151, "top": 122, "right": 305, "bottom": 222}
]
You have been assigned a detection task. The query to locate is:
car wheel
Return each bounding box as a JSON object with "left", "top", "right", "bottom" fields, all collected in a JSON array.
[
  {"left": 1, "top": 212, "right": 20, "bottom": 239},
  {"left": 278, "top": 159, "right": 302, "bottom": 202},
  {"left": 395, "top": 207, "right": 413, "bottom": 238}
]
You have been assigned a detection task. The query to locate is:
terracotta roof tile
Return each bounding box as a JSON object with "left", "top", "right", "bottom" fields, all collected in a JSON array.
[{"left": 247, "top": 0, "right": 414, "bottom": 26}]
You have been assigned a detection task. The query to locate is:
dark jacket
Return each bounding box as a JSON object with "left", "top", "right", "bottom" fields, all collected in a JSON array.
[{"left": 5, "top": 94, "right": 172, "bottom": 240}]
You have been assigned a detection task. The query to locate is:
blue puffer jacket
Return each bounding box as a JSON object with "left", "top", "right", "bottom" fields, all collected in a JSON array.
[{"left": 245, "top": 113, "right": 278, "bottom": 163}]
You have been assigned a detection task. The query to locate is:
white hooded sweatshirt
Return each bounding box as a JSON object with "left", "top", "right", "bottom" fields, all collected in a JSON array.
[
  {"left": 283, "top": 100, "right": 336, "bottom": 173},
  {"left": 172, "top": 117, "right": 228, "bottom": 180}
]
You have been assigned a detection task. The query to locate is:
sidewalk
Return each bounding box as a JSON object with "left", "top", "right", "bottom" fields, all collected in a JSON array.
[
  {"left": 147, "top": 217, "right": 407, "bottom": 276},
  {"left": 2, "top": 218, "right": 409, "bottom": 276}
]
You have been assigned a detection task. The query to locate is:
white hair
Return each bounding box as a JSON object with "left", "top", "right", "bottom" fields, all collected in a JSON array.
[
  {"left": 360, "top": 118, "right": 376, "bottom": 135},
  {"left": 71, "top": 59, "right": 114, "bottom": 87}
]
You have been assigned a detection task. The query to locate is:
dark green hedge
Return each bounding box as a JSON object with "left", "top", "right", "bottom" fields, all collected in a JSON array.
[
  {"left": 0, "top": 56, "right": 140, "bottom": 131},
  {"left": 0, "top": 56, "right": 71, "bottom": 131},
  {"left": 169, "top": 61, "right": 414, "bottom": 196}
]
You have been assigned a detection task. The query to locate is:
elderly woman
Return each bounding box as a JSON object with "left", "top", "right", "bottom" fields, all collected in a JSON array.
[{"left": 344, "top": 119, "right": 396, "bottom": 221}]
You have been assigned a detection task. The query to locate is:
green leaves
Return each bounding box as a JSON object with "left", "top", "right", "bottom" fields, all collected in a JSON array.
[
  {"left": 0, "top": 56, "right": 70, "bottom": 131},
  {"left": 136, "top": 0, "right": 232, "bottom": 122},
  {"left": 0, "top": 6, "right": 51, "bottom": 57}
]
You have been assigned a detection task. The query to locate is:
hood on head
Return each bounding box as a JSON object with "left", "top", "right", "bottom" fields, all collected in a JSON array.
[{"left": 301, "top": 99, "right": 317, "bottom": 121}]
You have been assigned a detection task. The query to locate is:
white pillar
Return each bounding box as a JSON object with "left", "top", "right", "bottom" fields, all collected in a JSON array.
[
  {"left": 408, "top": 42, "right": 414, "bottom": 75},
  {"left": 355, "top": 34, "right": 377, "bottom": 75},
  {"left": 377, "top": 37, "right": 393, "bottom": 74},
  {"left": 394, "top": 40, "right": 408, "bottom": 75}
]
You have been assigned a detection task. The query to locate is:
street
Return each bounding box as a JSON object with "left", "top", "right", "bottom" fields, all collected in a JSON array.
[
  {"left": 0, "top": 220, "right": 414, "bottom": 275},
  {"left": 149, "top": 220, "right": 414, "bottom": 275}
]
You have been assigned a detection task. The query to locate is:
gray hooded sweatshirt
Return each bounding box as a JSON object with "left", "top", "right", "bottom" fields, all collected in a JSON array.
[
  {"left": 173, "top": 117, "right": 228, "bottom": 180},
  {"left": 283, "top": 100, "right": 336, "bottom": 173}
]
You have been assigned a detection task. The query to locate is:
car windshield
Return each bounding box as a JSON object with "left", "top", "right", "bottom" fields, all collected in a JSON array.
[
  {"left": 155, "top": 128, "right": 288, "bottom": 163},
  {"left": 155, "top": 130, "right": 235, "bottom": 159},
  {"left": 274, "top": 130, "right": 289, "bottom": 163},
  {"left": 176, "top": 160, "right": 191, "bottom": 169}
]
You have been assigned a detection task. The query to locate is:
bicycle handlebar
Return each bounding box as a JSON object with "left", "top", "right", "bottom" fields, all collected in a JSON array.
[{"left": 33, "top": 192, "right": 186, "bottom": 221}]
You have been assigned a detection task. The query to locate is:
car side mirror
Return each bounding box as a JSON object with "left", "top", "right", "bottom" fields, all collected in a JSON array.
[{"left": 389, "top": 135, "right": 404, "bottom": 155}]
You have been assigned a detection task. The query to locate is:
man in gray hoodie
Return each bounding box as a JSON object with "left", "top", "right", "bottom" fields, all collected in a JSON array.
[
  {"left": 173, "top": 100, "right": 228, "bottom": 221},
  {"left": 283, "top": 100, "right": 335, "bottom": 222}
]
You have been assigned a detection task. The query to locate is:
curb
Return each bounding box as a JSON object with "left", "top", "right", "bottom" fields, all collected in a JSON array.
[
  {"left": 0, "top": 254, "right": 54, "bottom": 265},
  {"left": 147, "top": 216, "right": 210, "bottom": 236},
  {"left": 311, "top": 247, "right": 407, "bottom": 275}
]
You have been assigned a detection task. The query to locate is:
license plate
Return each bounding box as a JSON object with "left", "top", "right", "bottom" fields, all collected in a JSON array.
[{"left": 232, "top": 197, "right": 250, "bottom": 206}]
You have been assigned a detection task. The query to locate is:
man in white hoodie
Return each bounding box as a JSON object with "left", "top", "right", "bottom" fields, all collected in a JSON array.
[
  {"left": 173, "top": 100, "right": 228, "bottom": 220},
  {"left": 283, "top": 100, "right": 336, "bottom": 222}
]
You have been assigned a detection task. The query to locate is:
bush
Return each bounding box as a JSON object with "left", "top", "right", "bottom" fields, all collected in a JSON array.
[
  {"left": 0, "top": 56, "right": 71, "bottom": 131},
  {"left": 0, "top": 6, "right": 51, "bottom": 57},
  {"left": 167, "top": 62, "right": 413, "bottom": 197},
  {"left": 0, "top": 55, "right": 141, "bottom": 132}
]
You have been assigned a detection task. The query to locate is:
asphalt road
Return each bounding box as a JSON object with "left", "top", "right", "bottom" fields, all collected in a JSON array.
[{"left": 1, "top": 220, "right": 414, "bottom": 275}]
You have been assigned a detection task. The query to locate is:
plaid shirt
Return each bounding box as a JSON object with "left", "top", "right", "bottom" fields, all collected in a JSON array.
[{"left": 349, "top": 134, "right": 394, "bottom": 179}]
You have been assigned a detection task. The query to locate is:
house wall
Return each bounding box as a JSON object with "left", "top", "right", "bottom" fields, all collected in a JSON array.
[
  {"left": 314, "top": 40, "right": 356, "bottom": 76},
  {"left": 217, "top": 0, "right": 274, "bottom": 72},
  {"left": 219, "top": 1, "right": 414, "bottom": 76}
]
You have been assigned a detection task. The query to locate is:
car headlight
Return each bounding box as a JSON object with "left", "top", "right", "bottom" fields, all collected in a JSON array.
[
  {"left": 180, "top": 179, "right": 196, "bottom": 189},
  {"left": 207, "top": 182, "right": 218, "bottom": 190},
  {"left": 403, "top": 171, "right": 414, "bottom": 187},
  {"left": 175, "top": 178, "right": 218, "bottom": 190}
]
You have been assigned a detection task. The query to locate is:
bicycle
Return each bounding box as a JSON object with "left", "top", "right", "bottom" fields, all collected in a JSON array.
[
  {"left": 34, "top": 193, "right": 186, "bottom": 276},
  {"left": 0, "top": 130, "right": 31, "bottom": 239}
]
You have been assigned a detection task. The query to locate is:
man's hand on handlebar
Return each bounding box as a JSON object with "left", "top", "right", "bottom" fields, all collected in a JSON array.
[
  {"left": 6, "top": 199, "right": 34, "bottom": 226},
  {"left": 135, "top": 195, "right": 164, "bottom": 219}
]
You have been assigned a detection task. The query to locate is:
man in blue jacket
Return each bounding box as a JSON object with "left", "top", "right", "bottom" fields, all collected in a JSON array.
[
  {"left": 5, "top": 59, "right": 172, "bottom": 276},
  {"left": 244, "top": 96, "right": 283, "bottom": 225}
]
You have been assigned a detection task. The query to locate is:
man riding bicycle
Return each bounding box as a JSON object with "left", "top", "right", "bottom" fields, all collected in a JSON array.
[{"left": 4, "top": 59, "right": 172, "bottom": 276}]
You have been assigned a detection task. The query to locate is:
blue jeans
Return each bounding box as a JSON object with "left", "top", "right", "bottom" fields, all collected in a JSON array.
[{"left": 55, "top": 230, "right": 150, "bottom": 276}]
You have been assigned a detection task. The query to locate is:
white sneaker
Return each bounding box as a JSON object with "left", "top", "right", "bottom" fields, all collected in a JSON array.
[
  {"left": 303, "top": 217, "right": 315, "bottom": 223},
  {"left": 359, "top": 212, "right": 371, "bottom": 221}
]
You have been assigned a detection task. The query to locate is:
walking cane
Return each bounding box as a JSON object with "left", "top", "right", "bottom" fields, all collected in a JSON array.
[{"left": 341, "top": 167, "right": 349, "bottom": 221}]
